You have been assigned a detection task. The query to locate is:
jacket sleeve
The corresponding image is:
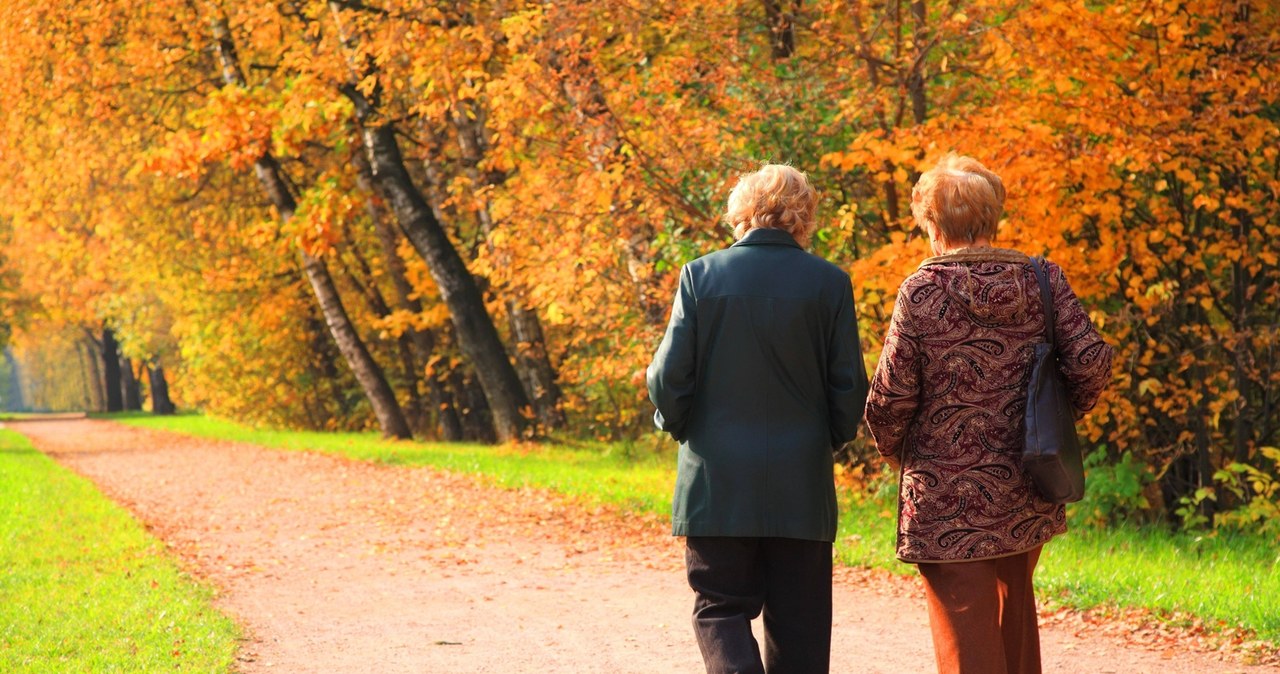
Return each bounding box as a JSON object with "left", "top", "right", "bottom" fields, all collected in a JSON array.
[
  {"left": 827, "top": 278, "right": 870, "bottom": 447},
  {"left": 1047, "top": 262, "right": 1114, "bottom": 416},
  {"left": 646, "top": 264, "right": 698, "bottom": 441},
  {"left": 864, "top": 285, "right": 924, "bottom": 461}
]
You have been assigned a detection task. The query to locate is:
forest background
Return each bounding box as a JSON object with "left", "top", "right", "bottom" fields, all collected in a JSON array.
[{"left": 0, "top": 0, "right": 1277, "bottom": 533}]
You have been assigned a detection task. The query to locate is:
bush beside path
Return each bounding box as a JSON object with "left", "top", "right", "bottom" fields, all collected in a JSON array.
[{"left": 8, "top": 418, "right": 1273, "bottom": 673}]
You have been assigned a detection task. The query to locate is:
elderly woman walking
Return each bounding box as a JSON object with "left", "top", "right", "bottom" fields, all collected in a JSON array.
[
  {"left": 649, "top": 164, "right": 869, "bottom": 673},
  {"left": 864, "top": 155, "right": 1113, "bottom": 674}
]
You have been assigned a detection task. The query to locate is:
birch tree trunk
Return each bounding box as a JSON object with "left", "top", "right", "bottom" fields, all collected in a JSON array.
[
  {"left": 353, "top": 147, "right": 469, "bottom": 440},
  {"left": 213, "top": 16, "right": 412, "bottom": 439},
  {"left": 329, "top": 5, "right": 530, "bottom": 441},
  {"left": 449, "top": 100, "right": 565, "bottom": 429}
]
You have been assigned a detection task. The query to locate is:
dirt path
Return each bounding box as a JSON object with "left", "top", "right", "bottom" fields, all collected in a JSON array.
[{"left": 9, "top": 418, "right": 1273, "bottom": 673}]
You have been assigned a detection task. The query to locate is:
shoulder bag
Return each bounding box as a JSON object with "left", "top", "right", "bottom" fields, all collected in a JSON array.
[{"left": 1023, "top": 257, "right": 1086, "bottom": 504}]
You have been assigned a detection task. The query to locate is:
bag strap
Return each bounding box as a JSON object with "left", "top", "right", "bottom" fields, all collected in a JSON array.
[{"left": 1029, "top": 256, "right": 1056, "bottom": 347}]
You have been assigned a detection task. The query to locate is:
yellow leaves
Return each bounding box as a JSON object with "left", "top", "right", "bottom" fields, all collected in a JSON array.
[
  {"left": 1143, "top": 280, "right": 1175, "bottom": 303},
  {"left": 821, "top": 151, "right": 862, "bottom": 173},
  {"left": 2, "top": 0, "right": 1277, "bottom": 451},
  {"left": 272, "top": 75, "right": 352, "bottom": 157},
  {"left": 545, "top": 302, "right": 567, "bottom": 325},
  {"left": 373, "top": 310, "right": 434, "bottom": 340},
  {"left": 291, "top": 180, "right": 351, "bottom": 258},
  {"left": 137, "top": 87, "right": 281, "bottom": 181},
  {"left": 833, "top": 203, "right": 859, "bottom": 233},
  {"left": 499, "top": 8, "right": 546, "bottom": 52},
  {"left": 1191, "top": 194, "right": 1220, "bottom": 212},
  {"left": 985, "top": 33, "right": 1015, "bottom": 67},
  {"left": 1137, "top": 378, "right": 1162, "bottom": 396}
]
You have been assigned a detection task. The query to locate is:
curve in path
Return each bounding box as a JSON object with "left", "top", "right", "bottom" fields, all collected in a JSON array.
[{"left": 9, "top": 419, "right": 1270, "bottom": 673}]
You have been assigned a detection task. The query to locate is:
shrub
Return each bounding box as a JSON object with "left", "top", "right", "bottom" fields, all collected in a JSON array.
[{"left": 1073, "top": 447, "right": 1155, "bottom": 527}]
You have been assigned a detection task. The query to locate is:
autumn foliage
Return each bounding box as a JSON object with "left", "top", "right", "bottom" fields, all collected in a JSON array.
[{"left": 0, "top": 1, "right": 1276, "bottom": 523}]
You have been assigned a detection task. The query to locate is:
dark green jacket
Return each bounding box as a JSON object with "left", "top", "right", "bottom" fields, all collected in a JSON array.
[{"left": 646, "top": 228, "right": 869, "bottom": 542}]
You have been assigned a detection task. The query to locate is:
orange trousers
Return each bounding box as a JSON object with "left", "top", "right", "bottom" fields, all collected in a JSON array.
[{"left": 917, "top": 545, "right": 1044, "bottom": 674}]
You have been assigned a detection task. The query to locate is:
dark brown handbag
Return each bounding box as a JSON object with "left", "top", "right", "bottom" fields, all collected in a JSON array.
[{"left": 1023, "top": 257, "right": 1086, "bottom": 504}]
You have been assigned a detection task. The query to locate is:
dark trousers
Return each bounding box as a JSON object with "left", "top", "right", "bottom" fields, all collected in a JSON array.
[
  {"left": 917, "top": 545, "right": 1044, "bottom": 674},
  {"left": 684, "top": 536, "right": 833, "bottom": 674}
]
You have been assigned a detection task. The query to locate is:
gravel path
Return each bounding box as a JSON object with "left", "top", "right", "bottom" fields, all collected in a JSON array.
[{"left": 9, "top": 418, "right": 1273, "bottom": 673}]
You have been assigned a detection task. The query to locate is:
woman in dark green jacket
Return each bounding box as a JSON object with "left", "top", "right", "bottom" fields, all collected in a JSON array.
[{"left": 647, "top": 164, "right": 869, "bottom": 674}]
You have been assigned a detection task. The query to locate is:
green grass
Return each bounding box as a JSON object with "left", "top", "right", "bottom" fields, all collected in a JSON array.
[
  {"left": 113, "top": 413, "right": 1280, "bottom": 642},
  {"left": 1039, "top": 525, "right": 1280, "bottom": 636},
  {"left": 0, "top": 412, "right": 61, "bottom": 421},
  {"left": 0, "top": 429, "right": 239, "bottom": 672},
  {"left": 114, "top": 413, "right": 678, "bottom": 517},
  {"left": 836, "top": 475, "right": 1280, "bottom": 640},
  {"left": 834, "top": 471, "right": 903, "bottom": 572}
]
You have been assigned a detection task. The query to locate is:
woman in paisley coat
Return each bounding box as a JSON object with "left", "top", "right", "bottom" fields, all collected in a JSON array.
[{"left": 864, "top": 155, "right": 1113, "bottom": 674}]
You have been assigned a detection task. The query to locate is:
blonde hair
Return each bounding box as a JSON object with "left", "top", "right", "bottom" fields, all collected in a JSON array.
[
  {"left": 911, "top": 154, "right": 1005, "bottom": 244},
  {"left": 724, "top": 164, "right": 817, "bottom": 247}
]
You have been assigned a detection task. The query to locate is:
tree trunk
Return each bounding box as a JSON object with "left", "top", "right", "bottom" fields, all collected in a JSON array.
[
  {"left": 212, "top": 15, "right": 412, "bottom": 439},
  {"left": 762, "top": 0, "right": 800, "bottom": 59},
  {"left": 332, "top": 239, "right": 431, "bottom": 436},
  {"left": 429, "top": 374, "right": 465, "bottom": 441},
  {"left": 907, "top": 0, "right": 929, "bottom": 124},
  {"left": 328, "top": 2, "right": 531, "bottom": 442},
  {"left": 101, "top": 327, "right": 124, "bottom": 413},
  {"left": 298, "top": 249, "right": 413, "bottom": 437},
  {"left": 339, "top": 83, "right": 530, "bottom": 442},
  {"left": 1229, "top": 173, "right": 1255, "bottom": 466},
  {"left": 4, "top": 347, "right": 25, "bottom": 412},
  {"left": 147, "top": 363, "right": 176, "bottom": 415},
  {"left": 80, "top": 333, "right": 105, "bottom": 412},
  {"left": 394, "top": 337, "right": 430, "bottom": 434},
  {"left": 1191, "top": 357, "right": 1217, "bottom": 526},
  {"left": 306, "top": 312, "right": 351, "bottom": 423},
  {"left": 507, "top": 301, "right": 566, "bottom": 429},
  {"left": 448, "top": 101, "right": 565, "bottom": 430},
  {"left": 355, "top": 145, "right": 468, "bottom": 441},
  {"left": 455, "top": 371, "right": 497, "bottom": 444},
  {"left": 121, "top": 356, "right": 142, "bottom": 411},
  {"left": 75, "top": 341, "right": 92, "bottom": 411}
]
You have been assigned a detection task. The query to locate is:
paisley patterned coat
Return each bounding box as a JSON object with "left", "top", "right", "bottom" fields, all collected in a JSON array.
[{"left": 864, "top": 248, "right": 1113, "bottom": 563}]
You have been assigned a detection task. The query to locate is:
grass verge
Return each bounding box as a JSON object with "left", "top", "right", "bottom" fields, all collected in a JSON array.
[
  {"left": 112, "top": 412, "right": 676, "bottom": 517},
  {"left": 0, "top": 428, "right": 239, "bottom": 672},
  {"left": 1038, "top": 524, "right": 1279, "bottom": 639},
  {"left": 112, "top": 413, "right": 1280, "bottom": 643}
]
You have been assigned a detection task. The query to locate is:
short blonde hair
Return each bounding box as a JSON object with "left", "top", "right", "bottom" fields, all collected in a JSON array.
[
  {"left": 725, "top": 164, "right": 817, "bottom": 247},
  {"left": 911, "top": 154, "right": 1004, "bottom": 244}
]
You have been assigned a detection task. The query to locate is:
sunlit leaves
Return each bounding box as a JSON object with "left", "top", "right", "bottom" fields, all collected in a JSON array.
[{"left": 0, "top": 0, "right": 1276, "bottom": 474}]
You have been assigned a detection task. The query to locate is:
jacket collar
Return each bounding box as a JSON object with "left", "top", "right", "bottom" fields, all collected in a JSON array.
[
  {"left": 731, "top": 228, "right": 802, "bottom": 249},
  {"left": 918, "top": 246, "right": 1029, "bottom": 270}
]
